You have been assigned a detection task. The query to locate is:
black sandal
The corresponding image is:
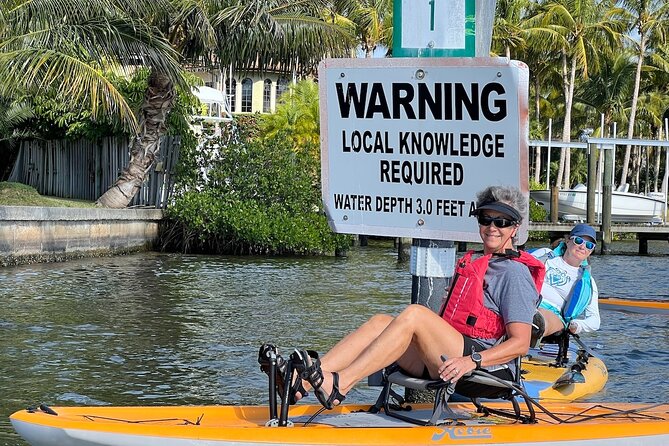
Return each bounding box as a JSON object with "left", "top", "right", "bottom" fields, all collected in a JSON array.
[
  {"left": 258, "top": 344, "right": 308, "bottom": 404},
  {"left": 292, "top": 349, "right": 346, "bottom": 410}
]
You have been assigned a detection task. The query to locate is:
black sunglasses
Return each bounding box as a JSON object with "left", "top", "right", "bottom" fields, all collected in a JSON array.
[
  {"left": 477, "top": 214, "right": 518, "bottom": 228},
  {"left": 570, "top": 236, "right": 596, "bottom": 250}
]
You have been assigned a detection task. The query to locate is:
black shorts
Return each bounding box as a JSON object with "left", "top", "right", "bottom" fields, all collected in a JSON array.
[
  {"left": 456, "top": 335, "right": 516, "bottom": 398},
  {"left": 420, "top": 335, "right": 515, "bottom": 399}
]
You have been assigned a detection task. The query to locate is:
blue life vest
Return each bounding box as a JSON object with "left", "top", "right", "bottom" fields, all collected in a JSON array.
[{"left": 531, "top": 243, "right": 593, "bottom": 323}]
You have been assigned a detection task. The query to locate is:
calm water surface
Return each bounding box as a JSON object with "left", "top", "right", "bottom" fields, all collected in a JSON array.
[{"left": 1, "top": 240, "right": 668, "bottom": 445}]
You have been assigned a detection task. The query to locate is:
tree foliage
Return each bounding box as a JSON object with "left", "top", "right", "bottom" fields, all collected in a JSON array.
[
  {"left": 163, "top": 118, "right": 351, "bottom": 255},
  {"left": 0, "top": 0, "right": 184, "bottom": 133},
  {"left": 259, "top": 79, "right": 320, "bottom": 159}
]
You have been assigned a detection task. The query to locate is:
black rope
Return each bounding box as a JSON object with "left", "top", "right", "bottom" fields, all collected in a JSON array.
[
  {"left": 82, "top": 415, "right": 203, "bottom": 425},
  {"left": 468, "top": 370, "right": 666, "bottom": 424},
  {"left": 302, "top": 406, "right": 327, "bottom": 427}
]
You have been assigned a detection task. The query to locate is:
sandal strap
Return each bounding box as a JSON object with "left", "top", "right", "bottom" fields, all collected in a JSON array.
[
  {"left": 300, "top": 356, "right": 324, "bottom": 390},
  {"left": 315, "top": 371, "right": 347, "bottom": 410},
  {"left": 326, "top": 372, "right": 346, "bottom": 408}
]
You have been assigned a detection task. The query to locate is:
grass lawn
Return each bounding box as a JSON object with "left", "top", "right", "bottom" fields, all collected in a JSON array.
[{"left": 0, "top": 182, "right": 96, "bottom": 208}]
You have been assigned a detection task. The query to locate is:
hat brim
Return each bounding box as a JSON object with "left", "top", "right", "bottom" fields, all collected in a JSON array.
[
  {"left": 475, "top": 202, "right": 521, "bottom": 222},
  {"left": 569, "top": 224, "right": 597, "bottom": 240}
]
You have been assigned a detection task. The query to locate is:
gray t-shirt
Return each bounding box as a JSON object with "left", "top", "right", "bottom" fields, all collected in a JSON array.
[{"left": 476, "top": 255, "right": 540, "bottom": 373}]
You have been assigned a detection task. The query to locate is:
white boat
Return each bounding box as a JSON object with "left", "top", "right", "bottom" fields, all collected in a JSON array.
[{"left": 530, "top": 184, "right": 666, "bottom": 223}]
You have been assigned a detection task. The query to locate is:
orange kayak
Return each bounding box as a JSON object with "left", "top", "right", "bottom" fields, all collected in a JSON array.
[
  {"left": 599, "top": 297, "right": 669, "bottom": 315},
  {"left": 10, "top": 401, "right": 669, "bottom": 446}
]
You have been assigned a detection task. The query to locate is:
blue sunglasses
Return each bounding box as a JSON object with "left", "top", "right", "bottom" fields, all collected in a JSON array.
[{"left": 570, "top": 236, "right": 596, "bottom": 250}]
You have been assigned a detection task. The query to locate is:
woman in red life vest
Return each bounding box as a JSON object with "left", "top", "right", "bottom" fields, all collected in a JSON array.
[{"left": 279, "top": 185, "right": 544, "bottom": 410}]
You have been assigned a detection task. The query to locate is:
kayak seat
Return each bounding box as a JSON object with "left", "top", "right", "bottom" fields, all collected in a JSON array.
[
  {"left": 369, "top": 356, "right": 536, "bottom": 425},
  {"left": 539, "top": 330, "right": 571, "bottom": 367}
]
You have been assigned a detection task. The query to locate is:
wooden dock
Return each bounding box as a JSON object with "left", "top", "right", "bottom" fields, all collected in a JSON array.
[{"left": 528, "top": 222, "right": 669, "bottom": 254}]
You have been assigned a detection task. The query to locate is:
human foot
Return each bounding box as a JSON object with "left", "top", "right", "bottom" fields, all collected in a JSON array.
[
  {"left": 293, "top": 349, "right": 346, "bottom": 410},
  {"left": 258, "top": 344, "right": 308, "bottom": 404}
]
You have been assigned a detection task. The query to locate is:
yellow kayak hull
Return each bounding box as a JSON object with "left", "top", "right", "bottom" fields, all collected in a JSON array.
[
  {"left": 522, "top": 347, "right": 608, "bottom": 401},
  {"left": 10, "top": 402, "right": 669, "bottom": 446}
]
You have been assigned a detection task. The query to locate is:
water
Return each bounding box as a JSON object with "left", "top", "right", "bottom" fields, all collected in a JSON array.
[{"left": 1, "top": 240, "right": 668, "bottom": 445}]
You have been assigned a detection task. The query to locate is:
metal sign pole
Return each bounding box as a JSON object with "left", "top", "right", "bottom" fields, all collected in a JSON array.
[{"left": 395, "top": 0, "right": 496, "bottom": 401}]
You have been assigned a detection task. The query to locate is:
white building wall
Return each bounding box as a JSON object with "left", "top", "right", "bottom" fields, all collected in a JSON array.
[{"left": 193, "top": 71, "right": 292, "bottom": 115}]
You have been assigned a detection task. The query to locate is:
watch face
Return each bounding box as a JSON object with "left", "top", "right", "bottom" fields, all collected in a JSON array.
[{"left": 472, "top": 352, "right": 482, "bottom": 361}]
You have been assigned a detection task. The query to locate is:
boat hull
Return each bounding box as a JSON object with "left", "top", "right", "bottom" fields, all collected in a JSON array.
[
  {"left": 529, "top": 189, "right": 665, "bottom": 223},
  {"left": 11, "top": 403, "right": 669, "bottom": 446},
  {"left": 522, "top": 346, "right": 607, "bottom": 401},
  {"left": 599, "top": 297, "right": 669, "bottom": 315}
]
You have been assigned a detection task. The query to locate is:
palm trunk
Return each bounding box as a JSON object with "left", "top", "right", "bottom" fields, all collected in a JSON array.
[
  {"left": 96, "top": 70, "right": 175, "bottom": 208},
  {"left": 533, "top": 76, "right": 541, "bottom": 183},
  {"left": 563, "top": 57, "right": 577, "bottom": 189},
  {"left": 620, "top": 34, "right": 646, "bottom": 189},
  {"left": 654, "top": 146, "right": 662, "bottom": 192},
  {"left": 557, "top": 52, "right": 574, "bottom": 189}
]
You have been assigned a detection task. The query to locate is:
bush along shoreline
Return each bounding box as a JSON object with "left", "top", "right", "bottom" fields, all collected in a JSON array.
[{"left": 161, "top": 116, "right": 351, "bottom": 256}]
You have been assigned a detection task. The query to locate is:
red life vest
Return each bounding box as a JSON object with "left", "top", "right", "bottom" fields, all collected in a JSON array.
[{"left": 439, "top": 250, "right": 545, "bottom": 339}]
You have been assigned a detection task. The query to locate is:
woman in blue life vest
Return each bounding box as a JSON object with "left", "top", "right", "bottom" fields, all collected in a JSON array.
[
  {"left": 531, "top": 223, "right": 600, "bottom": 343},
  {"left": 280, "top": 186, "right": 543, "bottom": 411}
]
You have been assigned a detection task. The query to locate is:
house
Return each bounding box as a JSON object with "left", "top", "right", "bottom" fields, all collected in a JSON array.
[{"left": 193, "top": 68, "right": 295, "bottom": 116}]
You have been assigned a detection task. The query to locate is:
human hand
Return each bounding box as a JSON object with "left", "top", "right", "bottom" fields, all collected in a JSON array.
[
  {"left": 568, "top": 321, "right": 580, "bottom": 334},
  {"left": 437, "top": 355, "right": 475, "bottom": 383}
]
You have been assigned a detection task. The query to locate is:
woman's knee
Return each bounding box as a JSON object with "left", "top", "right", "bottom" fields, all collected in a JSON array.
[
  {"left": 366, "top": 313, "right": 394, "bottom": 331},
  {"left": 398, "top": 304, "right": 434, "bottom": 323},
  {"left": 539, "top": 309, "right": 565, "bottom": 335}
]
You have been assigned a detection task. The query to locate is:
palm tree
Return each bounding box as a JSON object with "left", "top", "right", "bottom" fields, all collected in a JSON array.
[
  {"left": 97, "top": 0, "right": 355, "bottom": 208},
  {"left": 576, "top": 51, "right": 636, "bottom": 128},
  {"left": 0, "top": 0, "right": 183, "bottom": 133},
  {"left": 260, "top": 79, "right": 320, "bottom": 159},
  {"left": 617, "top": 0, "right": 669, "bottom": 189},
  {"left": 0, "top": 98, "right": 34, "bottom": 180},
  {"left": 493, "top": 0, "right": 530, "bottom": 59},
  {"left": 349, "top": 0, "right": 393, "bottom": 58},
  {"left": 527, "top": 0, "right": 626, "bottom": 189}
]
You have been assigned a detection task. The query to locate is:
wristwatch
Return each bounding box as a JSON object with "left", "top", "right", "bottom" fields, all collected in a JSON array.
[{"left": 471, "top": 352, "right": 482, "bottom": 369}]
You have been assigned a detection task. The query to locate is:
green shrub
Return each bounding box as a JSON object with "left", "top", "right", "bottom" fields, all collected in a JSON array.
[{"left": 163, "top": 121, "right": 351, "bottom": 255}]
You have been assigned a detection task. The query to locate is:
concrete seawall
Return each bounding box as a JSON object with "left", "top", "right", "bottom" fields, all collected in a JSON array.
[{"left": 0, "top": 206, "right": 163, "bottom": 266}]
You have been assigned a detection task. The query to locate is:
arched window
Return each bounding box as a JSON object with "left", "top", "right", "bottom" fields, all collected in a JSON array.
[
  {"left": 225, "top": 78, "right": 237, "bottom": 113},
  {"left": 276, "top": 77, "right": 289, "bottom": 101},
  {"left": 263, "top": 79, "right": 272, "bottom": 113},
  {"left": 241, "top": 78, "right": 253, "bottom": 112}
]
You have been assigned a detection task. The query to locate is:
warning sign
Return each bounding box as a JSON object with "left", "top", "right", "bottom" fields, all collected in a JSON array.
[{"left": 319, "top": 57, "right": 530, "bottom": 243}]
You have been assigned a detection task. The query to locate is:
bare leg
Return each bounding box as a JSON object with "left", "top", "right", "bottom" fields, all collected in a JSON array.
[
  {"left": 316, "top": 304, "right": 464, "bottom": 400},
  {"left": 294, "top": 314, "right": 393, "bottom": 400},
  {"left": 320, "top": 313, "right": 394, "bottom": 372},
  {"left": 538, "top": 308, "right": 566, "bottom": 337}
]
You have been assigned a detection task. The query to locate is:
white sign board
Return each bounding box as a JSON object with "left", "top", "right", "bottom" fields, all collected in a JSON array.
[
  {"left": 393, "top": 0, "right": 476, "bottom": 57},
  {"left": 319, "top": 58, "right": 530, "bottom": 243},
  {"left": 401, "top": 0, "right": 466, "bottom": 49}
]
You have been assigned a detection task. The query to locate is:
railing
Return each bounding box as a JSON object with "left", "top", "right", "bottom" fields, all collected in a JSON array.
[{"left": 529, "top": 136, "right": 669, "bottom": 252}]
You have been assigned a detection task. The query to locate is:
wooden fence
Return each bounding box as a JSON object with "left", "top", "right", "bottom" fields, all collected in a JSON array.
[{"left": 8, "top": 136, "right": 180, "bottom": 208}]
